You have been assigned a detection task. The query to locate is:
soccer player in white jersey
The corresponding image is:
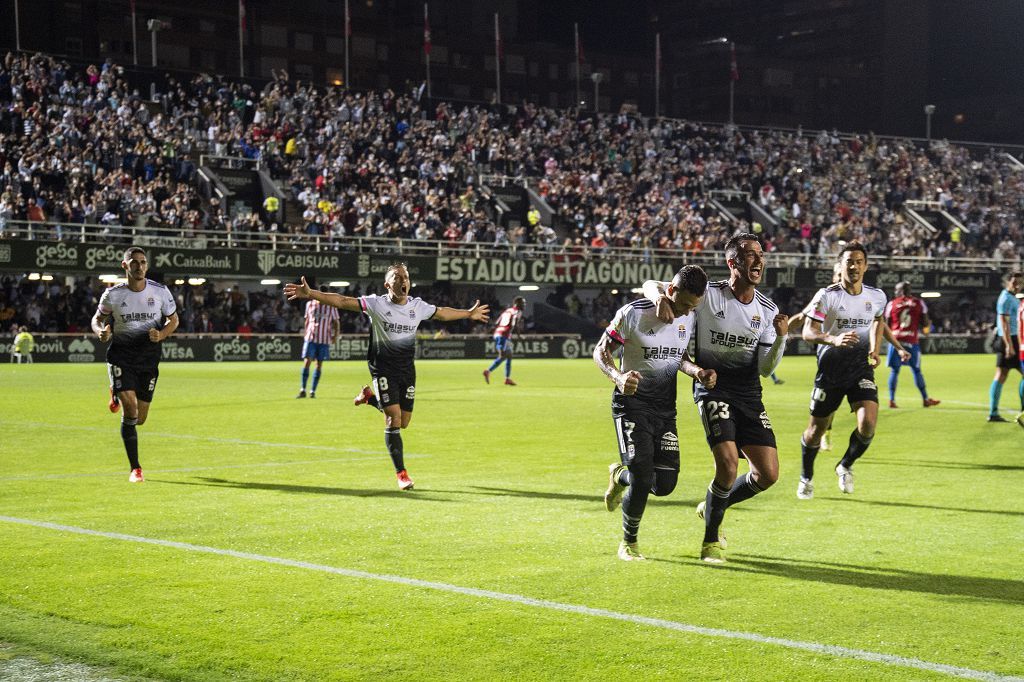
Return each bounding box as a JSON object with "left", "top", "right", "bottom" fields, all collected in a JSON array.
[
  {"left": 285, "top": 264, "right": 489, "bottom": 490},
  {"left": 90, "top": 247, "right": 179, "bottom": 482},
  {"left": 594, "top": 265, "right": 715, "bottom": 561},
  {"left": 797, "top": 243, "right": 911, "bottom": 499},
  {"left": 643, "top": 233, "right": 788, "bottom": 563}
]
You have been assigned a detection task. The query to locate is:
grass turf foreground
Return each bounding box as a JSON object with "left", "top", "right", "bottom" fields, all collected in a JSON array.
[{"left": 0, "top": 356, "right": 1021, "bottom": 681}]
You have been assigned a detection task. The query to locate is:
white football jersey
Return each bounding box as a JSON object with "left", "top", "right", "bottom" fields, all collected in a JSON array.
[
  {"left": 692, "top": 280, "right": 779, "bottom": 401},
  {"left": 808, "top": 283, "right": 887, "bottom": 382},
  {"left": 606, "top": 298, "right": 695, "bottom": 411},
  {"left": 359, "top": 294, "right": 437, "bottom": 374},
  {"left": 97, "top": 280, "right": 177, "bottom": 366}
]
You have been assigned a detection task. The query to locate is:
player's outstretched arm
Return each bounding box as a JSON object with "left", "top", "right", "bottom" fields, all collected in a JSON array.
[
  {"left": 640, "top": 280, "right": 673, "bottom": 323},
  {"left": 593, "top": 333, "right": 640, "bottom": 395},
  {"left": 284, "top": 276, "right": 360, "bottom": 312},
  {"left": 433, "top": 300, "right": 490, "bottom": 323}
]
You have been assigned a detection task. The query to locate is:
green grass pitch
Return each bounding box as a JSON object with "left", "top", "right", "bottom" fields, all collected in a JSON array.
[{"left": 0, "top": 355, "right": 1022, "bottom": 681}]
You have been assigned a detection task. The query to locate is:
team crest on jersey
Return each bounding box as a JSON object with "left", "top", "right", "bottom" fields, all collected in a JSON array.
[
  {"left": 408, "top": 310, "right": 416, "bottom": 318},
  {"left": 864, "top": 301, "right": 872, "bottom": 311},
  {"left": 714, "top": 310, "right": 725, "bottom": 319},
  {"left": 750, "top": 315, "right": 761, "bottom": 330},
  {"left": 677, "top": 324, "right": 687, "bottom": 340},
  {"left": 147, "top": 297, "right": 155, "bottom": 307}
]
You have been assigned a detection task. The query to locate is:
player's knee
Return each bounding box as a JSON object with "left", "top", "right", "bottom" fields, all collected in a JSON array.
[
  {"left": 757, "top": 467, "right": 779, "bottom": 487},
  {"left": 651, "top": 469, "right": 678, "bottom": 496},
  {"left": 136, "top": 415, "right": 147, "bottom": 426},
  {"left": 628, "top": 462, "right": 655, "bottom": 491}
]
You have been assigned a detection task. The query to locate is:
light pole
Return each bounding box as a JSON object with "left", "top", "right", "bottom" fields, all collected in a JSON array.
[
  {"left": 924, "top": 104, "right": 936, "bottom": 143},
  {"left": 591, "top": 71, "right": 603, "bottom": 113},
  {"left": 147, "top": 19, "right": 168, "bottom": 100}
]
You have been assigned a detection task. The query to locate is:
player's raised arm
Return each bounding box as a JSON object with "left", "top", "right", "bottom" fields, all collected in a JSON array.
[
  {"left": 433, "top": 300, "right": 490, "bottom": 323},
  {"left": 284, "top": 276, "right": 360, "bottom": 312},
  {"left": 640, "top": 280, "right": 673, "bottom": 323},
  {"left": 757, "top": 313, "right": 789, "bottom": 377},
  {"left": 592, "top": 331, "right": 640, "bottom": 395}
]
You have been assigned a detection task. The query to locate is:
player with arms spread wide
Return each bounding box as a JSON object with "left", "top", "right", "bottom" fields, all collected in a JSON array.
[
  {"left": 644, "top": 233, "right": 788, "bottom": 564},
  {"left": 797, "top": 243, "right": 910, "bottom": 499},
  {"left": 91, "top": 247, "right": 179, "bottom": 482},
  {"left": 285, "top": 264, "right": 489, "bottom": 489},
  {"left": 595, "top": 265, "right": 714, "bottom": 561}
]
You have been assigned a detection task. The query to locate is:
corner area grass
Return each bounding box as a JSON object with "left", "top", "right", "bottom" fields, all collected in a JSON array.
[{"left": 0, "top": 357, "right": 1021, "bottom": 681}]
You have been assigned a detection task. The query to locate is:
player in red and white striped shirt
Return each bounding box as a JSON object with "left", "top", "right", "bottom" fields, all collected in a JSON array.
[
  {"left": 297, "top": 287, "right": 340, "bottom": 398},
  {"left": 483, "top": 297, "right": 525, "bottom": 386}
]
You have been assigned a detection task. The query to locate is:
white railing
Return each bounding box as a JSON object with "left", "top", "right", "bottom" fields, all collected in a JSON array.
[{"left": 0, "top": 220, "right": 1019, "bottom": 272}]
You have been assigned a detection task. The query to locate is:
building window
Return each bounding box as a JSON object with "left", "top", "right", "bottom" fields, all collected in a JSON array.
[
  {"left": 294, "top": 32, "right": 314, "bottom": 52},
  {"left": 326, "top": 36, "right": 345, "bottom": 54},
  {"left": 260, "top": 25, "right": 288, "bottom": 48},
  {"left": 505, "top": 54, "right": 525, "bottom": 75},
  {"left": 199, "top": 19, "right": 216, "bottom": 34}
]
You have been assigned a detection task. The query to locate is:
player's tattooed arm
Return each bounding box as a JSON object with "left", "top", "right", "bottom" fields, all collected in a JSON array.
[
  {"left": 593, "top": 333, "right": 640, "bottom": 395},
  {"left": 786, "top": 311, "right": 806, "bottom": 334},
  {"left": 640, "top": 280, "right": 674, "bottom": 323},
  {"left": 284, "top": 276, "right": 361, "bottom": 312},
  {"left": 680, "top": 354, "right": 717, "bottom": 389},
  {"left": 91, "top": 310, "right": 112, "bottom": 342},
  {"left": 434, "top": 300, "right": 490, "bottom": 323}
]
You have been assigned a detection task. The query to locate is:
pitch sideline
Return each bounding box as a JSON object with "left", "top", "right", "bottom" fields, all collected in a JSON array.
[{"left": 0, "top": 515, "right": 1019, "bottom": 682}]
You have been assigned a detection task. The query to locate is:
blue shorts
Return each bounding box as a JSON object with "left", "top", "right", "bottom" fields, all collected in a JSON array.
[
  {"left": 302, "top": 341, "right": 330, "bottom": 362},
  {"left": 887, "top": 343, "right": 921, "bottom": 370},
  {"left": 494, "top": 335, "right": 510, "bottom": 352}
]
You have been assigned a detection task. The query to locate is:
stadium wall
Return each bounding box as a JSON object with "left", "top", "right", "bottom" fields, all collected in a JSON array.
[{"left": 0, "top": 333, "right": 991, "bottom": 363}]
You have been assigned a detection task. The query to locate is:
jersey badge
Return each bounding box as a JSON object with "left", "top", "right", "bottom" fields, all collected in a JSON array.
[
  {"left": 750, "top": 315, "right": 761, "bottom": 330},
  {"left": 864, "top": 301, "right": 872, "bottom": 311},
  {"left": 147, "top": 297, "right": 155, "bottom": 307},
  {"left": 714, "top": 310, "right": 725, "bottom": 319},
  {"left": 408, "top": 310, "right": 416, "bottom": 318},
  {"left": 644, "top": 328, "right": 655, "bottom": 336},
  {"left": 677, "top": 324, "right": 687, "bottom": 340}
]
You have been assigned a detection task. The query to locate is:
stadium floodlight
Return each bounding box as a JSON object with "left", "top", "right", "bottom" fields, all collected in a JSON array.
[
  {"left": 630, "top": 287, "right": 644, "bottom": 294},
  {"left": 518, "top": 285, "right": 539, "bottom": 291},
  {"left": 590, "top": 72, "right": 604, "bottom": 112},
  {"left": 260, "top": 279, "right": 281, "bottom": 285},
  {"left": 174, "top": 279, "right": 185, "bottom": 285},
  {"left": 27, "top": 273, "right": 40, "bottom": 281},
  {"left": 40, "top": 275, "right": 53, "bottom": 281},
  {"left": 920, "top": 292, "right": 941, "bottom": 298},
  {"left": 329, "top": 281, "right": 351, "bottom": 287},
  {"left": 187, "top": 278, "right": 206, "bottom": 285},
  {"left": 98, "top": 274, "right": 121, "bottom": 283},
  {"left": 924, "top": 104, "right": 936, "bottom": 142}
]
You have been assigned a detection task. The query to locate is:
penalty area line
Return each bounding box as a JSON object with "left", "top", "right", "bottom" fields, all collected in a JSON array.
[{"left": 0, "top": 515, "right": 1019, "bottom": 682}]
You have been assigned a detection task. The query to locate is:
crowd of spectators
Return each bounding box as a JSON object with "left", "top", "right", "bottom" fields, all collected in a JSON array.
[{"left": 2, "top": 51, "right": 1024, "bottom": 264}]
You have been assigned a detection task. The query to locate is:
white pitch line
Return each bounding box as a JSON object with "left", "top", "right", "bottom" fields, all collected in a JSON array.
[{"left": 0, "top": 515, "right": 1019, "bottom": 682}]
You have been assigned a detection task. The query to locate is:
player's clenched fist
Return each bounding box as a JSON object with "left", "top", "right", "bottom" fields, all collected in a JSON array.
[
  {"left": 617, "top": 370, "right": 642, "bottom": 396},
  {"left": 772, "top": 313, "right": 789, "bottom": 336},
  {"left": 695, "top": 368, "right": 717, "bottom": 389},
  {"left": 97, "top": 324, "right": 112, "bottom": 343}
]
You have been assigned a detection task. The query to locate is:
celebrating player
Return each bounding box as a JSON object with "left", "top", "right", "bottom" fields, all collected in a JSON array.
[
  {"left": 90, "top": 247, "right": 179, "bottom": 483},
  {"left": 644, "top": 233, "right": 788, "bottom": 564},
  {"left": 595, "top": 265, "right": 713, "bottom": 561},
  {"left": 296, "top": 285, "right": 340, "bottom": 399},
  {"left": 284, "top": 264, "right": 489, "bottom": 490},
  {"left": 884, "top": 281, "right": 940, "bottom": 409},
  {"left": 797, "top": 243, "right": 910, "bottom": 500},
  {"left": 483, "top": 296, "right": 525, "bottom": 386},
  {"left": 988, "top": 271, "right": 1022, "bottom": 423}
]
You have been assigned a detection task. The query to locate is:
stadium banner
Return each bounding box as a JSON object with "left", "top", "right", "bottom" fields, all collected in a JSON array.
[
  {"left": 0, "top": 240, "right": 1000, "bottom": 289},
  {"left": 0, "top": 334, "right": 589, "bottom": 362}
]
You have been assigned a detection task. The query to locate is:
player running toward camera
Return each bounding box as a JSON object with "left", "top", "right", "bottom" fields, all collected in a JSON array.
[
  {"left": 644, "top": 233, "right": 788, "bottom": 564},
  {"left": 596, "top": 265, "right": 714, "bottom": 562},
  {"left": 884, "top": 281, "right": 940, "bottom": 409},
  {"left": 989, "top": 271, "right": 1023, "bottom": 423},
  {"left": 484, "top": 296, "right": 525, "bottom": 386},
  {"left": 797, "top": 243, "right": 911, "bottom": 500},
  {"left": 296, "top": 287, "right": 340, "bottom": 399},
  {"left": 284, "top": 264, "right": 489, "bottom": 490},
  {"left": 91, "top": 247, "right": 179, "bottom": 483}
]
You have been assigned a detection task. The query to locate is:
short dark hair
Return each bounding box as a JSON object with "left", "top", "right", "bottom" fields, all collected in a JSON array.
[
  {"left": 386, "top": 262, "right": 408, "bottom": 277},
  {"left": 724, "top": 233, "right": 763, "bottom": 262},
  {"left": 513, "top": 296, "right": 526, "bottom": 307},
  {"left": 839, "top": 242, "right": 868, "bottom": 260},
  {"left": 1006, "top": 271, "right": 1023, "bottom": 281},
  {"left": 123, "top": 246, "right": 145, "bottom": 262},
  {"left": 672, "top": 264, "right": 708, "bottom": 296},
  {"left": 895, "top": 281, "right": 911, "bottom": 296}
]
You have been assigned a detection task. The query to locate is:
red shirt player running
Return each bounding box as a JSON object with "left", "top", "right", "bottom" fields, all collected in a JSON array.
[
  {"left": 883, "top": 281, "right": 939, "bottom": 408},
  {"left": 483, "top": 297, "right": 525, "bottom": 386}
]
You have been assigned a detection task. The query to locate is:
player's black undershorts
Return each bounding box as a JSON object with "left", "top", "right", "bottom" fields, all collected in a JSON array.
[
  {"left": 371, "top": 371, "right": 416, "bottom": 412},
  {"left": 108, "top": 362, "right": 160, "bottom": 403},
  {"left": 611, "top": 406, "right": 680, "bottom": 471},
  {"left": 994, "top": 335, "right": 1020, "bottom": 370},
  {"left": 696, "top": 394, "right": 776, "bottom": 449},
  {"left": 809, "top": 370, "right": 879, "bottom": 417}
]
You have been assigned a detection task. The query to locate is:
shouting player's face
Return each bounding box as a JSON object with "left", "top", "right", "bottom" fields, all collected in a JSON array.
[
  {"left": 729, "top": 240, "right": 766, "bottom": 286},
  {"left": 385, "top": 266, "right": 411, "bottom": 302},
  {"left": 840, "top": 249, "right": 867, "bottom": 286},
  {"left": 123, "top": 253, "right": 148, "bottom": 283}
]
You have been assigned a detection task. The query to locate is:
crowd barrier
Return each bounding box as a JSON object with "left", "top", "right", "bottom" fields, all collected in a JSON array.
[{"left": 0, "top": 333, "right": 992, "bottom": 363}]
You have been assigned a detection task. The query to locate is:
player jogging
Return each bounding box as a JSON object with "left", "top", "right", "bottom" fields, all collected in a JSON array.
[
  {"left": 90, "top": 247, "right": 179, "bottom": 483},
  {"left": 989, "top": 271, "right": 1022, "bottom": 423},
  {"left": 595, "top": 265, "right": 713, "bottom": 561},
  {"left": 797, "top": 243, "right": 910, "bottom": 500},
  {"left": 296, "top": 287, "right": 340, "bottom": 398},
  {"left": 483, "top": 296, "right": 525, "bottom": 386},
  {"left": 884, "top": 281, "right": 940, "bottom": 409},
  {"left": 644, "top": 233, "right": 788, "bottom": 564},
  {"left": 285, "top": 264, "right": 489, "bottom": 490}
]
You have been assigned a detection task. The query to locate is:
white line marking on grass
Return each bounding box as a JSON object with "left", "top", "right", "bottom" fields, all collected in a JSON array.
[{"left": 0, "top": 515, "right": 1019, "bottom": 682}]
